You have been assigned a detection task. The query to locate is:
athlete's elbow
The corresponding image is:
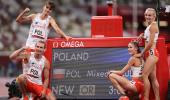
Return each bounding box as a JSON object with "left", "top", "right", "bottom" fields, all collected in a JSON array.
[{"left": 44, "top": 79, "right": 49, "bottom": 85}]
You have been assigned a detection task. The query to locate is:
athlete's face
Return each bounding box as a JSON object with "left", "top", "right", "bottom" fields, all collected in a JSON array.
[
  {"left": 128, "top": 43, "right": 137, "bottom": 55},
  {"left": 144, "top": 10, "right": 156, "bottom": 24},
  {"left": 42, "top": 4, "right": 52, "bottom": 15},
  {"left": 35, "top": 42, "right": 45, "bottom": 55}
]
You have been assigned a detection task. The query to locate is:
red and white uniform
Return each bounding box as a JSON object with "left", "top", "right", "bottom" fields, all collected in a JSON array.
[
  {"left": 22, "top": 62, "right": 30, "bottom": 75},
  {"left": 25, "top": 53, "right": 51, "bottom": 97},
  {"left": 26, "top": 13, "right": 51, "bottom": 49},
  {"left": 26, "top": 53, "right": 45, "bottom": 85},
  {"left": 144, "top": 23, "right": 159, "bottom": 58},
  {"left": 143, "top": 23, "right": 159, "bottom": 43},
  {"left": 131, "top": 65, "right": 143, "bottom": 78},
  {"left": 130, "top": 65, "right": 144, "bottom": 94}
]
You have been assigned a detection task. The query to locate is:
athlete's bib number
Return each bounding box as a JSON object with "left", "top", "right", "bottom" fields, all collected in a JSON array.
[
  {"left": 30, "top": 69, "right": 38, "bottom": 76},
  {"left": 32, "top": 29, "right": 45, "bottom": 38},
  {"left": 149, "top": 49, "right": 154, "bottom": 55},
  {"left": 35, "top": 29, "right": 42, "bottom": 36}
]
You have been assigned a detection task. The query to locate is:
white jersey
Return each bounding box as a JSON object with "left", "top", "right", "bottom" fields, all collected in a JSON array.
[
  {"left": 131, "top": 64, "right": 144, "bottom": 77},
  {"left": 144, "top": 23, "right": 159, "bottom": 42},
  {"left": 26, "top": 13, "right": 51, "bottom": 48},
  {"left": 26, "top": 53, "right": 45, "bottom": 85},
  {"left": 22, "top": 62, "right": 30, "bottom": 75}
]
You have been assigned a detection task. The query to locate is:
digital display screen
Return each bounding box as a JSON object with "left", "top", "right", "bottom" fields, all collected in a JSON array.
[{"left": 51, "top": 48, "right": 132, "bottom": 99}]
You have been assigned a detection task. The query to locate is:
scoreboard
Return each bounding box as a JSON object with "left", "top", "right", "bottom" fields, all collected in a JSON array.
[
  {"left": 45, "top": 37, "right": 168, "bottom": 100},
  {"left": 52, "top": 47, "right": 131, "bottom": 99}
]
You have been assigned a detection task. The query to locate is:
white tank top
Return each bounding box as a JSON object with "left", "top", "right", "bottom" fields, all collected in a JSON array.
[
  {"left": 22, "top": 62, "right": 30, "bottom": 75},
  {"left": 26, "top": 53, "right": 45, "bottom": 85},
  {"left": 131, "top": 64, "right": 144, "bottom": 77},
  {"left": 26, "top": 13, "right": 51, "bottom": 49},
  {"left": 144, "top": 23, "right": 159, "bottom": 42}
]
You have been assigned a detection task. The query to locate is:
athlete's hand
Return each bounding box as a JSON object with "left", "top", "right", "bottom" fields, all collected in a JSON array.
[
  {"left": 20, "top": 46, "right": 28, "bottom": 51},
  {"left": 21, "top": 46, "right": 30, "bottom": 51},
  {"left": 136, "top": 33, "right": 144, "bottom": 42},
  {"left": 24, "top": 8, "right": 30, "bottom": 13},
  {"left": 65, "top": 35, "right": 72, "bottom": 41}
]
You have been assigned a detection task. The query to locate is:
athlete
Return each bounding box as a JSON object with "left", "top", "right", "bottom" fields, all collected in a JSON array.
[
  {"left": 16, "top": 1, "right": 71, "bottom": 49},
  {"left": 136, "top": 8, "right": 160, "bottom": 100},
  {"left": 108, "top": 41, "right": 144, "bottom": 99},
  {"left": 10, "top": 40, "right": 56, "bottom": 100},
  {"left": 13, "top": 1, "right": 70, "bottom": 99},
  {"left": 9, "top": 44, "right": 32, "bottom": 100}
]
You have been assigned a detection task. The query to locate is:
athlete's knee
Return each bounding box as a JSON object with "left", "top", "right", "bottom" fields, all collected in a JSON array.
[
  {"left": 155, "top": 83, "right": 159, "bottom": 90},
  {"left": 141, "top": 73, "right": 149, "bottom": 80},
  {"left": 107, "top": 71, "right": 113, "bottom": 79},
  {"left": 108, "top": 72, "right": 117, "bottom": 80},
  {"left": 153, "top": 80, "right": 159, "bottom": 89},
  {"left": 18, "top": 74, "right": 25, "bottom": 80},
  {"left": 17, "top": 76, "right": 22, "bottom": 83},
  {"left": 47, "top": 93, "right": 56, "bottom": 100},
  {"left": 17, "top": 75, "right": 25, "bottom": 83},
  {"left": 18, "top": 74, "right": 26, "bottom": 83}
]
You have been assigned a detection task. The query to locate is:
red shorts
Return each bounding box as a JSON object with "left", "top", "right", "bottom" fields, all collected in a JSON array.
[
  {"left": 131, "top": 78, "right": 144, "bottom": 94},
  {"left": 26, "top": 80, "right": 51, "bottom": 97},
  {"left": 144, "top": 49, "right": 159, "bottom": 58}
]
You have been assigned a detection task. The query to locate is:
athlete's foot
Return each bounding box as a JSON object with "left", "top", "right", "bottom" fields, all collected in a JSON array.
[{"left": 119, "top": 95, "right": 129, "bottom": 100}]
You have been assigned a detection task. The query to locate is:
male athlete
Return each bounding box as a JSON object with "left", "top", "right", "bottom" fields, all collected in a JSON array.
[
  {"left": 16, "top": 0, "right": 71, "bottom": 49},
  {"left": 10, "top": 40, "right": 56, "bottom": 100}
]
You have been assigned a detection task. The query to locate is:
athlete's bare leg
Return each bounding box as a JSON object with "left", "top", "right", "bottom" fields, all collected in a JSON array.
[
  {"left": 17, "top": 74, "right": 28, "bottom": 100},
  {"left": 142, "top": 56, "right": 158, "bottom": 100},
  {"left": 108, "top": 73, "right": 137, "bottom": 95},
  {"left": 149, "top": 65, "right": 160, "bottom": 100}
]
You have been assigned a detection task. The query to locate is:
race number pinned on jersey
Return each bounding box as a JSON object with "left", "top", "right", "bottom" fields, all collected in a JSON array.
[
  {"left": 30, "top": 68, "right": 38, "bottom": 76},
  {"left": 27, "top": 68, "right": 39, "bottom": 78},
  {"left": 32, "top": 28, "right": 46, "bottom": 39}
]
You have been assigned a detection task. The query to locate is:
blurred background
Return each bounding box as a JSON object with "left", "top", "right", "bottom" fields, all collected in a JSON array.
[{"left": 0, "top": 0, "right": 170, "bottom": 98}]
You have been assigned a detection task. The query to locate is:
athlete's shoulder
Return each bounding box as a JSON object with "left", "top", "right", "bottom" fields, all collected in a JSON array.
[
  {"left": 128, "top": 56, "right": 136, "bottom": 65},
  {"left": 150, "top": 21, "right": 158, "bottom": 32},
  {"left": 49, "top": 16, "right": 55, "bottom": 21},
  {"left": 150, "top": 21, "right": 156, "bottom": 26},
  {"left": 44, "top": 57, "right": 50, "bottom": 65},
  {"left": 130, "top": 56, "right": 136, "bottom": 60}
]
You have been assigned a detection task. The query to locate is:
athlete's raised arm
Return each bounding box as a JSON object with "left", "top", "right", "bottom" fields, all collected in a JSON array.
[{"left": 16, "top": 8, "right": 36, "bottom": 23}]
